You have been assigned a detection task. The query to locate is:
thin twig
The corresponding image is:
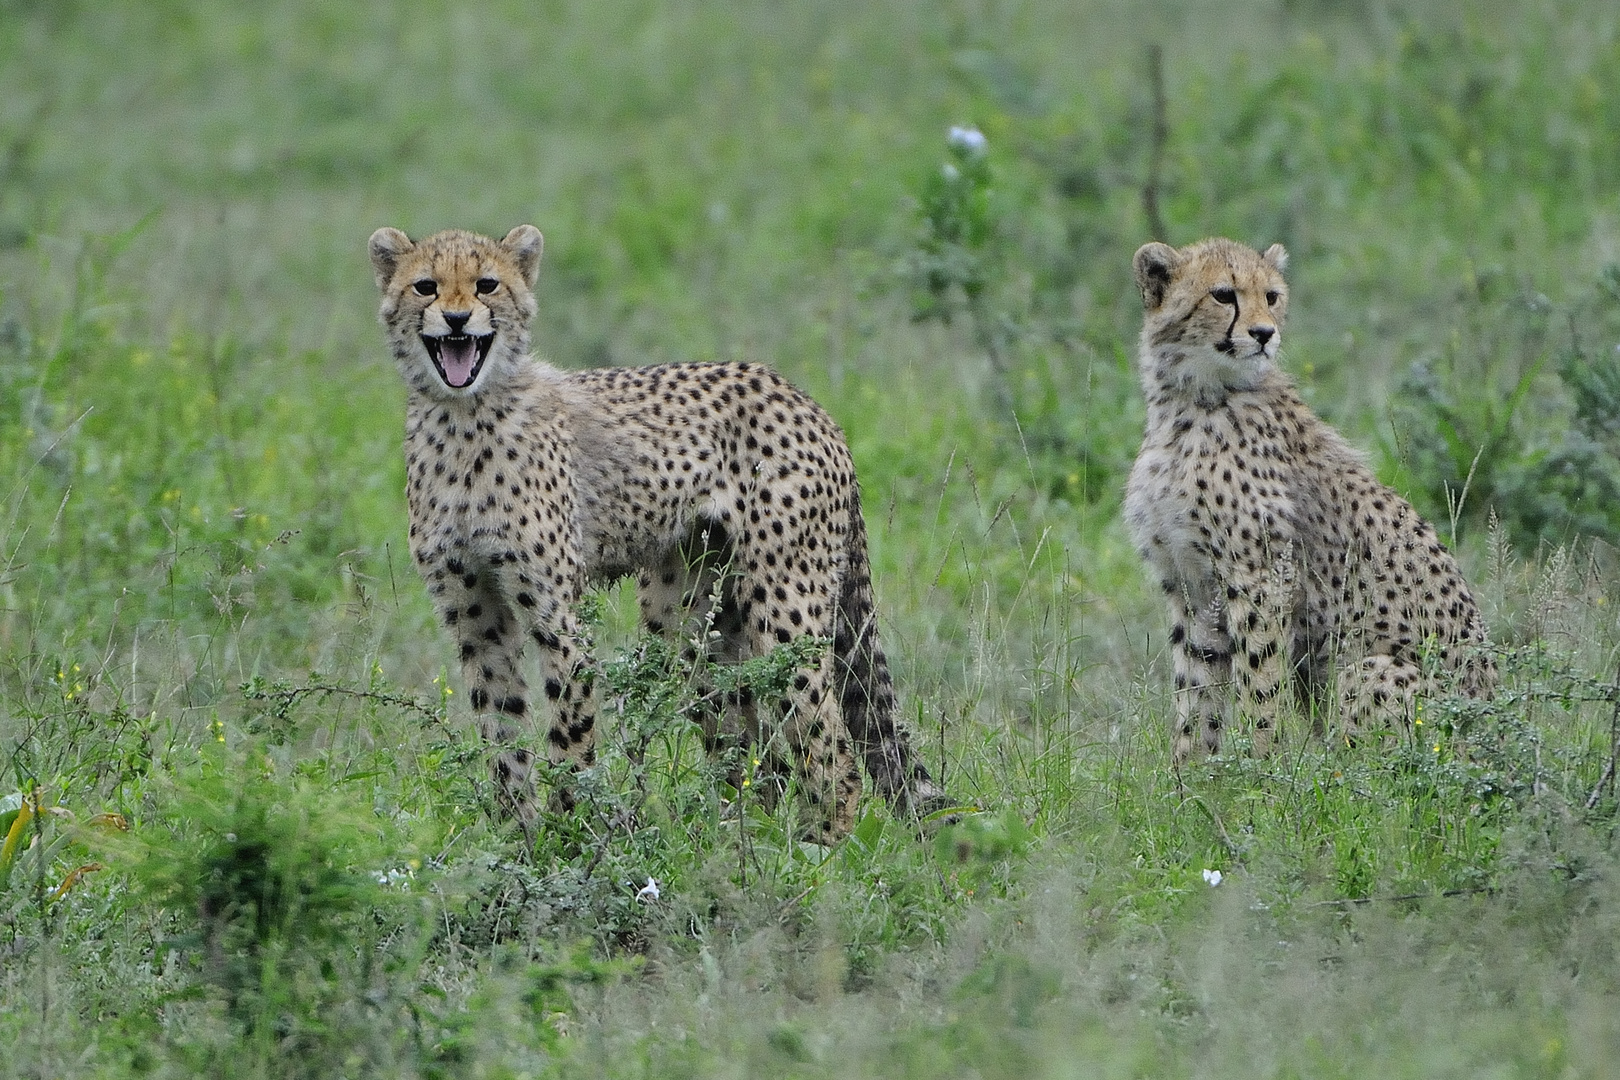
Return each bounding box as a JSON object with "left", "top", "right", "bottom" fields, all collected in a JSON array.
[
  {"left": 1183, "top": 794, "right": 1242, "bottom": 860},
  {"left": 1310, "top": 886, "right": 1494, "bottom": 908},
  {"left": 0, "top": 96, "right": 55, "bottom": 204},
  {"left": 966, "top": 293, "right": 1017, "bottom": 422},
  {"left": 246, "top": 682, "right": 445, "bottom": 725},
  {"left": 1142, "top": 43, "right": 1169, "bottom": 241},
  {"left": 1586, "top": 757, "right": 1616, "bottom": 812},
  {"left": 776, "top": 885, "right": 816, "bottom": 919},
  {"left": 1583, "top": 658, "right": 1620, "bottom": 811}
]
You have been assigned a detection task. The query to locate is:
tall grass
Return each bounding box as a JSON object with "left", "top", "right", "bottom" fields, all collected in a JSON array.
[{"left": 2, "top": 0, "right": 1620, "bottom": 1075}]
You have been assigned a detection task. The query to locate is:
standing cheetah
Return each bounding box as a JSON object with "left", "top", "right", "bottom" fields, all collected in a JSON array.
[
  {"left": 1123, "top": 238, "right": 1495, "bottom": 763},
  {"left": 369, "top": 224, "right": 947, "bottom": 841}
]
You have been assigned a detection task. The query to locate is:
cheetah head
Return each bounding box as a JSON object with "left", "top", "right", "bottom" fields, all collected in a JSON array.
[
  {"left": 368, "top": 225, "right": 544, "bottom": 397},
  {"left": 1132, "top": 237, "right": 1289, "bottom": 402}
]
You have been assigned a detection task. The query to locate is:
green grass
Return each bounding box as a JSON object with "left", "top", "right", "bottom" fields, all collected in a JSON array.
[{"left": 3, "top": 0, "right": 1620, "bottom": 1075}]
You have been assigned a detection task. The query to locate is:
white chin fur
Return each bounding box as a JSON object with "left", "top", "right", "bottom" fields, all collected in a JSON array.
[{"left": 1179, "top": 348, "right": 1270, "bottom": 396}]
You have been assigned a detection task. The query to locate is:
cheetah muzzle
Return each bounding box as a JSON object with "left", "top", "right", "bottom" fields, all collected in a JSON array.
[
  {"left": 368, "top": 222, "right": 954, "bottom": 845},
  {"left": 422, "top": 331, "right": 494, "bottom": 389}
]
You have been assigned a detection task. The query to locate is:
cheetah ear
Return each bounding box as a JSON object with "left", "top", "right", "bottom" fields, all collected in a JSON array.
[
  {"left": 369, "top": 227, "right": 414, "bottom": 290},
  {"left": 1133, "top": 242, "right": 1180, "bottom": 310},
  {"left": 502, "top": 225, "right": 545, "bottom": 288},
  {"left": 1262, "top": 243, "right": 1289, "bottom": 273}
]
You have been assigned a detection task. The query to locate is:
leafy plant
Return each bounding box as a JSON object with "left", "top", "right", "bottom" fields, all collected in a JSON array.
[
  {"left": 907, "top": 125, "right": 1020, "bottom": 414},
  {"left": 0, "top": 787, "right": 121, "bottom": 921},
  {"left": 1387, "top": 266, "right": 1620, "bottom": 549},
  {"left": 108, "top": 749, "right": 424, "bottom": 1012}
]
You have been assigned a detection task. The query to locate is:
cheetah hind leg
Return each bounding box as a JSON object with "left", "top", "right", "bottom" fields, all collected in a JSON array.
[
  {"left": 642, "top": 523, "right": 859, "bottom": 843},
  {"left": 1335, "top": 655, "right": 1422, "bottom": 742},
  {"left": 636, "top": 530, "right": 789, "bottom": 810}
]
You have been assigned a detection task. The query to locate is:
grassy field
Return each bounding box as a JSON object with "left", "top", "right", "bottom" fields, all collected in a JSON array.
[{"left": 3, "top": 0, "right": 1620, "bottom": 1075}]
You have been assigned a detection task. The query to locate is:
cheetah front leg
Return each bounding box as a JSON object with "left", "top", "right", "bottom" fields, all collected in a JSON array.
[
  {"left": 474, "top": 563, "right": 601, "bottom": 825},
  {"left": 1222, "top": 553, "right": 1298, "bottom": 758},
  {"left": 432, "top": 569, "right": 541, "bottom": 834},
  {"left": 1168, "top": 595, "right": 1235, "bottom": 763},
  {"left": 1222, "top": 592, "right": 1288, "bottom": 758},
  {"left": 529, "top": 607, "right": 599, "bottom": 777}
]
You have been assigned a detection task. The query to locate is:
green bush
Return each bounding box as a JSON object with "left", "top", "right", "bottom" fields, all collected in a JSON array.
[{"left": 1388, "top": 263, "right": 1620, "bottom": 549}]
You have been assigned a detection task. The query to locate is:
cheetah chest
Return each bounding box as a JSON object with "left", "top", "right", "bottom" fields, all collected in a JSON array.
[
  {"left": 405, "top": 405, "right": 572, "bottom": 570},
  {"left": 1126, "top": 403, "right": 1299, "bottom": 589}
]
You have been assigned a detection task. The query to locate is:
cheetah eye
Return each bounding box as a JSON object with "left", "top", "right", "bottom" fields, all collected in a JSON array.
[
  {"left": 1210, "top": 285, "right": 1237, "bottom": 305},
  {"left": 475, "top": 277, "right": 499, "bottom": 295},
  {"left": 412, "top": 279, "right": 437, "bottom": 297},
  {"left": 1265, "top": 289, "right": 1280, "bottom": 305}
]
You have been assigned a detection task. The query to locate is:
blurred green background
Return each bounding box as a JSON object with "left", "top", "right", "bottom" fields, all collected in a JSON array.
[{"left": 3, "top": 0, "right": 1620, "bottom": 1076}]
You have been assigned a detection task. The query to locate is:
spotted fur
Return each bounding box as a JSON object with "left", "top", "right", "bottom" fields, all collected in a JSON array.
[
  {"left": 1124, "top": 238, "right": 1495, "bottom": 762},
  {"left": 369, "top": 224, "right": 947, "bottom": 841}
]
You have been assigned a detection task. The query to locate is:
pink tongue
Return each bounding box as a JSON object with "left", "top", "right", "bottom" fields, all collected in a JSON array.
[{"left": 440, "top": 338, "right": 478, "bottom": 387}]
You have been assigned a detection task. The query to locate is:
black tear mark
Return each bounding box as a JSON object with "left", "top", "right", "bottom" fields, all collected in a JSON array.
[{"left": 1214, "top": 293, "right": 1241, "bottom": 354}]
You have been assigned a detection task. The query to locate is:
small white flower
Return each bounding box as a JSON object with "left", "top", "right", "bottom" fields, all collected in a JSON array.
[
  {"left": 1202, "top": 868, "right": 1224, "bottom": 887},
  {"left": 947, "top": 125, "right": 988, "bottom": 155},
  {"left": 635, "top": 877, "right": 661, "bottom": 903}
]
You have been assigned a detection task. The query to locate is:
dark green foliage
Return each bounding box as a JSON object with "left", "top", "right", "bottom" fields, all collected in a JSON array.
[{"left": 1389, "top": 263, "right": 1620, "bottom": 548}]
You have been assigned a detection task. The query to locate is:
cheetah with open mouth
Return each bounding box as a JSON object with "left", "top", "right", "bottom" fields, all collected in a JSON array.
[{"left": 370, "top": 224, "right": 950, "bottom": 840}]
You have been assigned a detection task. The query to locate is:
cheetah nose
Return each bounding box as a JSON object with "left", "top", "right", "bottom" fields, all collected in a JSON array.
[
  {"left": 1249, "top": 325, "right": 1275, "bottom": 347},
  {"left": 443, "top": 311, "right": 471, "bottom": 333}
]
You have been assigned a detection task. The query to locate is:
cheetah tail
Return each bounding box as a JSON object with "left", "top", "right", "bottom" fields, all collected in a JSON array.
[{"left": 835, "top": 482, "right": 951, "bottom": 819}]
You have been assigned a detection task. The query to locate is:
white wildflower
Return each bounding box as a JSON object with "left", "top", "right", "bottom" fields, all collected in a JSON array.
[
  {"left": 942, "top": 162, "right": 961, "bottom": 181},
  {"left": 635, "top": 877, "right": 661, "bottom": 903},
  {"left": 947, "top": 125, "right": 988, "bottom": 155},
  {"left": 1202, "top": 868, "right": 1223, "bottom": 887}
]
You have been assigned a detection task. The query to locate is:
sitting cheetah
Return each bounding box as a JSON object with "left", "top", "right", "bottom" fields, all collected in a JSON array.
[
  {"left": 1123, "top": 237, "right": 1495, "bottom": 762},
  {"left": 368, "top": 224, "right": 947, "bottom": 841}
]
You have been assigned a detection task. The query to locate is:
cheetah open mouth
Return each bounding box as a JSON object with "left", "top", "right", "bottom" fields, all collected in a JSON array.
[{"left": 422, "top": 332, "right": 495, "bottom": 389}]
